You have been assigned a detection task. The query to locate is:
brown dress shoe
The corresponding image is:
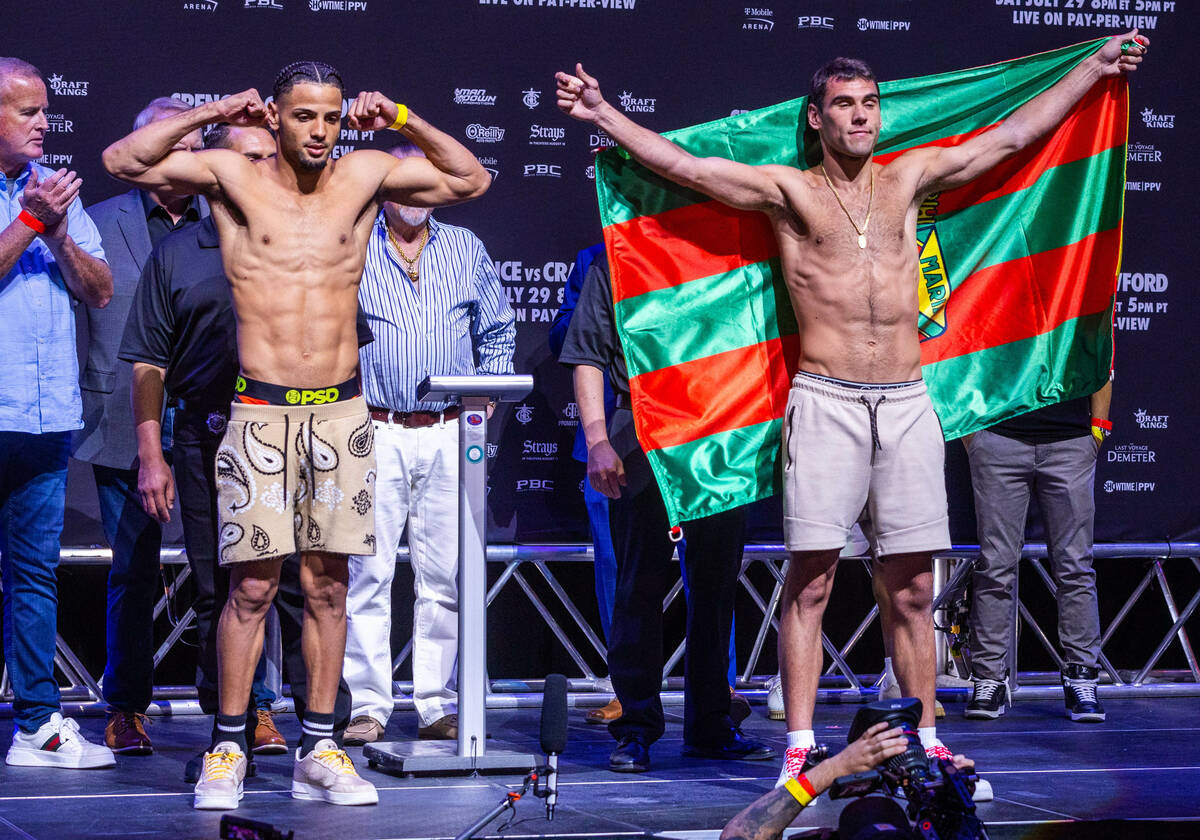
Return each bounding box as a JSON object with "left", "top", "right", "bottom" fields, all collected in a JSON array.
[
  {"left": 343, "top": 715, "right": 385, "bottom": 746},
  {"left": 585, "top": 698, "right": 622, "bottom": 725},
  {"left": 418, "top": 714, "right": 458, "bottom": 740},
  {"left": 252, "top": 709, "right": 288, "bottom": 755},
  {"left": 105, "top": 710, "right": 153, "bottom": 755}
]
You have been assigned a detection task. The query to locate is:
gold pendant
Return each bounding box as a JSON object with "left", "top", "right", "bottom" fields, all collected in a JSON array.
[
  {"left": 407, "top": 270, "right": 418, "bottom": 283},
  {"left": 857, "top": 234, "right": 867, "bottom": 249}
]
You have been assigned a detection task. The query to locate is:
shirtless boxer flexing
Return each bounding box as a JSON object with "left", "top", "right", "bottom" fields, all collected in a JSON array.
[
  {"left": 555, "top": 31, "right": 1146, "bottom": 787},
  {"left": 104, "top": 61, "right": 490, "bottom": 809}
]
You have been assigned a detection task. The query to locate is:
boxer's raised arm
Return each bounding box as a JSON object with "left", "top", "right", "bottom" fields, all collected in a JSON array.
[
  {"left": 556, "top": 64, "right": 787, "bottom": 214},
  {"left": 911, "top": 31, "right": 1148, "bottom": 197},
  {"left": 102, "top": 90, "right": 266, "bottom": 194},
  {"left": 347, "top": 92, "right": 490, "bottom": 205}
]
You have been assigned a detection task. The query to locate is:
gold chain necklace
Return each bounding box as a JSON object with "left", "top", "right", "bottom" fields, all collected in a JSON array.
[
  {"left": 387, "top": 223, "right": 429, "bottom": 282},
  {"left": 820, "top": 164, "right": 874, "bottom": 249}
]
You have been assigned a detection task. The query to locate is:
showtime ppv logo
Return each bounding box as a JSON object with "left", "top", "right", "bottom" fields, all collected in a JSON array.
[
  {"left": 1134, "top": 409, "right": 1168, "bottom": 430},
  {"left": 1140, "top": 108, "right": 1174, "bottom": 129},
  {"left": 47, "top": 74, "right": 88, "bottom": 96},
  {"left": 467, "top": 124, "right": 505, "bottom": 142},
  {"left": 1104, "top": 480, "right": 1155, "bottom": 494},
  {"left": 309, "top": 0, "right": 368, "bottom": 9},
  {"left": 529, "top": 124, "right": 566, "bottom": 146},
  {"left": 858, "top": 18, "right": 911, "bottom": 31},
  {"left": 743, "top": 8, "right": 774, "bottom": 31},
  {"left": 39, "top": 153, "right": 73, "bottom": 166},
  {"left": 619, "top": 91, "right": 655, "bottom": 113},
  {"left": 455, "top": 89, "right": 497, "bottom": 106}
]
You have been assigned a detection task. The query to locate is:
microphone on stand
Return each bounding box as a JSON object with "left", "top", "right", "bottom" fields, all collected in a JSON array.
[{"left": 539, "top": 673, "right": 568, "bottom": 821}]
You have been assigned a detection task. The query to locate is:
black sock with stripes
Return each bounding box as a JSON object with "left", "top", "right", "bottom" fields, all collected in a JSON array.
[
  {"left": 213, "top": 712, "right": 248, "bottom": 753},
  {"left": 299, "top": 711, "right": 336, "bottom": 758}
]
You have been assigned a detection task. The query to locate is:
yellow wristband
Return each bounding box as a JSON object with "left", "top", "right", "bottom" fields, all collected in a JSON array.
[
  {"left": 389, "top": 104, "right": 409, "bottom": 131},
  {"left": 784, "top": 775, "right": 817, "bottom": 807},
  {"left": 1091, "top": 426, "right": 1105, "bottom": 446}
]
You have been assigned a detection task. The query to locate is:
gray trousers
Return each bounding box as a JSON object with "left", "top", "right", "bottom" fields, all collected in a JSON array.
[{"left": 966, "top": 429, "right": 1102, "bottom": 681}]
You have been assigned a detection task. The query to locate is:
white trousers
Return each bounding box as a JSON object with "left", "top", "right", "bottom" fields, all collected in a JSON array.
[{"left": 344, "top": 417, "right": 460, "bottom": 727}]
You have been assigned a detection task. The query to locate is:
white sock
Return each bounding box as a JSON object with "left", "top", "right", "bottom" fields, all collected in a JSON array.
[
  {"left": 786, "top": 729, "right": 815, "bottom": 750},
  {"left": 918, "top": 726, "right": 940, "bottom": 750}
]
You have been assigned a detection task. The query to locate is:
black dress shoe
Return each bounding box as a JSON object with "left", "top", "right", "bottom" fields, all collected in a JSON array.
[
  {"left": 184, "top": 750, "right": 257, "bottom": 783},
  {"left": 609, "top": 734, "right": 650, "bottom": 772},
  {"left": 681, "top": 728, "right": 776, "bottom": 761}
]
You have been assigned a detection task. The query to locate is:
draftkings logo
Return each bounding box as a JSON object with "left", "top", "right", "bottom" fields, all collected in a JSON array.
[
  {"left": 619, "top": 91, "right": 656, "bottom": 113},
  {"left": 1133, "top": 409, "right": 1168, "bottom": 430},
  {"left": 743, "top": 8, "right": 774, "bottom": 31},
  {"left": 522, "top": 440, "right": 558, "bottom": 461},
  {"left": 183, "top": 0, "right": 218, "bottom": 9},
  {"left": 522, "top": 89, "right": 542, "bottom": 109},
  {"left": 1140, "top": 107, "right": 1174, "bottom": 129},
  {"left": 1103, "top": 480, "right": 1155, "bottom": 494},
  {"left": 455, "top": 88, "right": 497, "bottom": 106},
  {"left": 529, "top": 124, "right": 566, "bottom": 147},
  {"left": 514, "top": 404, "right": 534, "bottom": 425},
  {"left": 45, "top": 113, "right": 73, "bottom": 134},
  {"left": 467, "top": 124, "right": 505, "bottom": 143},
  {"left": 47, "top": 74, "right": 88, "bottom": 96},
  {"left": 797, "top": 14, "right": 834, "bottom": 30},
  {"left": 857, "top": 18, "right": 911, "bottom": 31},
  {"left": 916, "top": 194, "right": 950, "bottom": 341}
]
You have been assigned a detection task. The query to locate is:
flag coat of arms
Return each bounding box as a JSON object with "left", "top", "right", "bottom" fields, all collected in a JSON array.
[{"left": 594, "top": 39, "right": 1127, "bottom": 526}]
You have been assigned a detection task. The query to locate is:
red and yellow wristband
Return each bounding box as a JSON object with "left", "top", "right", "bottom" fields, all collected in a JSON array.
[
  {"left": 784, "top": 773, "right": 818, "bottom": 807},
  {"left": 17, "top": 210, "right": 46, "bottom": 234},
  {"left": 1091, "top": 417, "right": 1111, "bottom": 446}
]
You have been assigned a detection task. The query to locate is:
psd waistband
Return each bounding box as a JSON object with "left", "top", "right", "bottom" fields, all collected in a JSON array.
[{"left": 234, "top": 375, "right": 361, "bottom": 407}]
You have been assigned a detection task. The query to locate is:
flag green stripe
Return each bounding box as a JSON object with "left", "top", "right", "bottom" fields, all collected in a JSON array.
[
  {"left": 615, "top": 259, "right": 795, "bottom": 376},
  {"left": 935, "top": 147, "right": 1125, "bottom": 284},
  {"left": 596, "top": 40, "right": 1104, "bottom": 227},
  {"left": 925, "top": 310, "right": 1113, "bottom": 440}
]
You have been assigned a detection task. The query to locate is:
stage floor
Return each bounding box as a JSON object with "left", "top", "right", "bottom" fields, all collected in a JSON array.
[{"left": 1, "top": 695, "right": 1199, "bottom": 839}]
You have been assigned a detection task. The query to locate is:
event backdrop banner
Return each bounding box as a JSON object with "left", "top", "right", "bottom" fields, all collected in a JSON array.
[{"left": 8, "top": 0, "right": 1194, "bottom": 544}]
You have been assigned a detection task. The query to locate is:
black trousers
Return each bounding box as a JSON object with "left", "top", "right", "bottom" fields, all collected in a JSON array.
[
  {"left": 174, "top": 409, "right": 352, "bottom": 740},
  {"left": 606, "top": 448, "right": 745, "bottom": 747}
]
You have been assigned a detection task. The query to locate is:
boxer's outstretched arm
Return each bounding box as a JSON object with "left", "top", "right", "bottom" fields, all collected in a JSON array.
[
  {"left": 347, "top": 92, "right": 490, "bottom": 205},
  {"left": 556, "top": 64, "right": 787, "bottom": 214},
  {"left": 102, "top": 90, "right": 266, "bottom": 193},
  {"left": 912, "top": 30, "right": 1148, "bottom": 196}
]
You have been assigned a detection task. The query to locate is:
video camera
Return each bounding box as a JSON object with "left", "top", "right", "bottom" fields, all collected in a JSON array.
[{"left": 825, "top": 698, "right": 989, "bottom": 840}]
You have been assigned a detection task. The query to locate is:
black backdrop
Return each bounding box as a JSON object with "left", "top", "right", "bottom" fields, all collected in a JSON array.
[{"left": 9, "top": 0, "right": 1195, "bottom": 549}]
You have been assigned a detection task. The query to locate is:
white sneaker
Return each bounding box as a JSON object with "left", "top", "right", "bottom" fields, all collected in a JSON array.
[
  {"left": 292, "top": 739, "right": 378, "bottom": 805},
  {"left": 765, "top": 674, "right": 785, "bottom": 721},
  {"left": 193, "top": 742, "right": 247, "bottom": 810},
  {"left": 6, "top": 713, "right": 115, "bottom": 769}
]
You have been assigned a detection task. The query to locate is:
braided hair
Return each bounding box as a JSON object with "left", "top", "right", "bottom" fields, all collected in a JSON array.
[{"left": 272, "top": 60, "right": 345, "bottom": 102}]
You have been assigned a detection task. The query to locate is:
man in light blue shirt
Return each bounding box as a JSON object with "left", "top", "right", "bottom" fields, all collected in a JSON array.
[
  {"left": 0, "top": 56, "right": 114, "bottom": 769},
  {"left": 343, "top": 140, "right": 515, "bottom": 744}
]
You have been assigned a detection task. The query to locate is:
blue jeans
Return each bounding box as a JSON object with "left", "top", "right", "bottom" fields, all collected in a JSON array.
[
  {"left": 0, "top": 431, "right": 70, "bottom": 732},
  {"left": 588, "top": 479, "right": 737, "bottom": 685}
]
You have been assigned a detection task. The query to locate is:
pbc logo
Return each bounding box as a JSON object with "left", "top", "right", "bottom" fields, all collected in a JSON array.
[
  {"left": 245, "top": 0, "right": 283, "bottom": 8},
  {"left": 798, "top": 15, "right": 834, "bottom": 30},
  {"left": 523, "top": 164, "right": 562, "bottom": 178},
  {"left": 1134, "top": 409, "right": 1168, "bottom": 430},
  {"left": 522, "top": 89, "right": 541, "bottom": 109},
  {"left": 516, "top": 479, "right": 554, "bottom": 492},
  {"left": 514, "top": 404, "right": 534, "bottom": 425}
]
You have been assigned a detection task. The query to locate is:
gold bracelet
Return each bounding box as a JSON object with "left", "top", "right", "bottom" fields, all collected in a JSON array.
[
  {"left": 389, "top": 104, "right": 409, "bottom": 131},
  {"left": 784, "top": 774, "right": 817, "bottom": 807}
]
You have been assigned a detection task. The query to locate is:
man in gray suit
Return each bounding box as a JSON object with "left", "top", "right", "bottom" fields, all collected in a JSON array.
[{"left": 76, "top": 98, "right": 286, "bottom": 755}]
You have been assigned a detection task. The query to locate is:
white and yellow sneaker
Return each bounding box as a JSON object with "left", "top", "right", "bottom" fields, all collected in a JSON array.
[
  {"left": 193, "top": 742, "right": 247, "bottom": 810},
  {"left": 291, "top": 739, "right": 378, "bottom": 805}
]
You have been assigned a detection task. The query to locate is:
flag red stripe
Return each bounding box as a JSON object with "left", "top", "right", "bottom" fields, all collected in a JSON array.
[
  {"left": 606, "top": 83, "right": 1122, "bottom": 302},
  {"left": 920, "top": 226, "right": 1120, "bottom": 366},
  {"left": 633, "top": 334, "right": 800, "bottom": 452}
]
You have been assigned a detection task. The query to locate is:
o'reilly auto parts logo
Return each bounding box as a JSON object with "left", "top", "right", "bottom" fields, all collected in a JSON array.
[
  {"left": 455, "top": 88, "right": 497, "bottom": 106},
  {"left": 47, "top": 74, "right": 88, "bottom": 96},
  {"left": 1134, "top": 409, "right": 1168, "bottom": 430},
  {"left": 529, "top": 124, "right": 565, "bottom": 147},
  {"left": 466, "top": 124, "right": 505, "bottom": 143}
]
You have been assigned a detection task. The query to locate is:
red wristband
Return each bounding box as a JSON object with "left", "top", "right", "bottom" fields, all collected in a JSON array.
[
  {"left": 1091, "top": 417, "right": 1112, "bottom": 431},
  {"left": 17, "top": 210, "right": 46, "bottom": 234}
]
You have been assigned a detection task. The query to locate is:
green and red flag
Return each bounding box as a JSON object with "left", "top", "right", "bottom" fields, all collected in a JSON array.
[{"left": 594, "top": 39, "right": 1127, "bottom": 526}]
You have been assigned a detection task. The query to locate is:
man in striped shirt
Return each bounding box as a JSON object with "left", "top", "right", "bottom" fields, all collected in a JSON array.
[{"left": 343, "top": 140, "right": 515, "bottom": 745}]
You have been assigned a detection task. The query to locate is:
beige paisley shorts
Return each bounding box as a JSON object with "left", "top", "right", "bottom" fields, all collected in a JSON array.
[{"left": 215, "top": 397, "right": 377, "bottom": 565}]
